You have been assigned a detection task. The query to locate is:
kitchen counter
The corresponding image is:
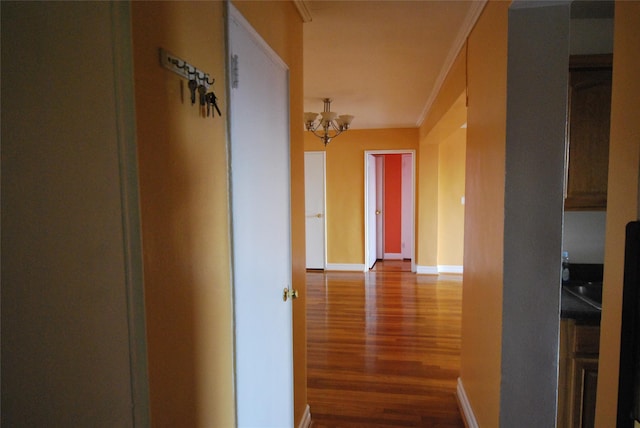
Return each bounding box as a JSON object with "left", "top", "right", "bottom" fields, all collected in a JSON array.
[{"left": 561, "top": 286, "right": 601, "bottom": 323}]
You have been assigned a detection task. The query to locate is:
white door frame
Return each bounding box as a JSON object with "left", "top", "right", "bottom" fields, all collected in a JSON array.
[
  {"left": 364, "top": 150, "right": 416, "bottom": 272},
  {"left": 304, "top": 151, "right": 327, "bottom": 269}
]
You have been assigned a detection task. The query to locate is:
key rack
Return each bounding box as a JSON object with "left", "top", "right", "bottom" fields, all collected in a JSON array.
[
  {"left": 159, "top": 48, "right": 222, "bottom": 118},
  {"left": 159, "top": 48, "right": 214, "bottom": 87}
]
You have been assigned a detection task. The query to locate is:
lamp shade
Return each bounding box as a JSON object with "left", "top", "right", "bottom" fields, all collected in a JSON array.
[
  {"left": 304, "top": 112, "right": 319, "bottom": 123},
  {"left": 339, "top": 115, "right": 354, "bottom": 126},
  {"left": 320, "top": 111, "right": 338, "bottom": 121}
]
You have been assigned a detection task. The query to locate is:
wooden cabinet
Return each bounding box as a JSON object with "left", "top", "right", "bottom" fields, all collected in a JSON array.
[
  {"left": 564, "top": 55, "right": 612, "bottom": 211},
  {"left": 558, "top": 320, "right": 600, "bottom": 428}
]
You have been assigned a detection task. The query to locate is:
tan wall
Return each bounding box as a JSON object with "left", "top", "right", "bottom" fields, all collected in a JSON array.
[
  {"left": 595, "top": 2, "right": 640, "bottom": 426},
  {"left": 305, "top": 128, "right": 419, "bottom": 266},
  {"left": 132, "top": 1, "right": 304, "bottom": 426},
  {"left": 2, "top": 3, "right": 143, "bottom": 425},
  {"left": 437, "top": 127, "right": 466, "bottom": 266},
  {"left": 460, "top": 1, "right": 508, "bottom": 427}
]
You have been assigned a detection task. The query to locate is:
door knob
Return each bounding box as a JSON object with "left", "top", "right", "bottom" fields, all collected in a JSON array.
[
  {"left": 283, "top": 287, "right": 299, "bottom": 302},
  {"left": 375, "top": 210, "right": 381, "bottom": 215},
  {"left": 316, "top": 213, "right": 322, "bottom": 218}
]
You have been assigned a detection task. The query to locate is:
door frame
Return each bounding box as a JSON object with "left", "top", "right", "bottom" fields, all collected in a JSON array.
[
  {"left": 304, "top": 151, "right": 327, "bottom": 269},
  {"left": 364, "top": 149, "right": 416, "bottom": 273},
  {"left": 111, "top": 2, "right": 150, "bottom": 423}
]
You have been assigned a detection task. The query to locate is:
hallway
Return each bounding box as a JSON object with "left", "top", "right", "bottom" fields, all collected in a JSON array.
[{"left": 307, "top": 261, "right": 464, "bottom": 427}]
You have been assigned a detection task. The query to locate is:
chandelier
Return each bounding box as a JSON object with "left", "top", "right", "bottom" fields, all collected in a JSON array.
[{"left": 304, "top": 98, "right": 354, "bottom": 146}]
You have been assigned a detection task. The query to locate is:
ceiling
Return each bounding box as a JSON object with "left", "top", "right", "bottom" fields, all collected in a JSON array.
[{"left": 301, "top": 0, "right": 486, "bottom": 130}]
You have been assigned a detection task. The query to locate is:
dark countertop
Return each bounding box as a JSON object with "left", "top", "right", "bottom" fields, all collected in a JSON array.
[{"left": 561, "top": 286, "right": 601, "bottom": 323}]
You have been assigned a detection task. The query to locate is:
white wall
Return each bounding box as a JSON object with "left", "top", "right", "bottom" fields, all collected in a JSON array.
[
  {"left": 1, "top": 2, "right": 147, "bottom": 425},
  {"left": 563, "top": 211, "right": 607, "bottom": 263},
  {"left": 502, "top": 2, "right": 571, "bottom": 426},
  {"left": 570, "top": 18, "right": 614, "bottom": 55}
]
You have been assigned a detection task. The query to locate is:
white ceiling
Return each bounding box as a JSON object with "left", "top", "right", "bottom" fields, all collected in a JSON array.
[{"left": 302, "top": 0, "right": 486, "bottom": 130}]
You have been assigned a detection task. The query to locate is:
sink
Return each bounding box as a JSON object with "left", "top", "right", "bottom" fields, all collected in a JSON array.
[{"left": 564, "top": 282, "right": 602, "bottom": 310}]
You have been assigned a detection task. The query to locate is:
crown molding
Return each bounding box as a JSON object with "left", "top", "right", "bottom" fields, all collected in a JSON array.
[
  {"left": 417, "top": 0, "right": 487, "bottom": 127},
  {"left": 293, "top": 0, "right": 312, "bottom": 23}
]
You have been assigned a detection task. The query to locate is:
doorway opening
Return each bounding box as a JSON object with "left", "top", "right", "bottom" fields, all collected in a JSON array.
[{"left": 364, "top": 150, "right": 416, "bottom": 273}]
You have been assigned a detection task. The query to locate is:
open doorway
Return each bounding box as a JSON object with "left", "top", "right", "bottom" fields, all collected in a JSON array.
[{"left": 364, "top": 150, "right": 416, "bottom": 273}]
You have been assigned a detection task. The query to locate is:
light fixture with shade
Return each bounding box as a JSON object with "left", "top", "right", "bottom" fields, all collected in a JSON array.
[{"left": 304, "top": 98, "right": 354, "bottom": 146}]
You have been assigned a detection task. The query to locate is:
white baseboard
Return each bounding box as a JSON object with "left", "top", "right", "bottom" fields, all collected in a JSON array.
[
  {"left": 383, "top": 252, "right": 403, "bottom": 260},
  {"left": 298, "top": 404, "right": 311, "bottom": 428},
  {"left": 438, "top": 265, "right": 463, "bottom": 274},
  {"left": 456, "top": 378, "right": 479, "bottom": 428},
  {"left": 325, "top": 263, "right": 366, "bottom": 272},
  {"left": 416, "top": 265, "right": 438, "bottom": 274}
]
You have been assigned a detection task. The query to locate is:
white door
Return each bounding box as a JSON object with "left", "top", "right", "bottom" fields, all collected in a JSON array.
[
  {"left": 228, "top": 5, "right": 293, "bottom": 427},
  {"left": 401, "top": 154, "right": 413, "bottom": 260},
  {"left": 376, "top": 156, "right": 384, "bottom": 260},
  {"left": 367, "top": 154, "right": 378, "bottom": 269},
  {"left": 305, "top": 152, "right": 326, "bottom": 269}
]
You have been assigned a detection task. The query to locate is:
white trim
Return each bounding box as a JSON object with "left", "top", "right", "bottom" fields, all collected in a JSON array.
[
  {"left": 417, "top": 0, "right": 487, "bottom": 127},
  {"left": 384, "top": 253, "right": 403, "bottom": 260},
  {"left": 456, "top": 378, "right": 479, "bottom": 428},
  {"left": 438, "top": 265, "right": 464, "bottom": 274},
  {"left": 297, "top": 405, "right": 312, "bottom": 428},
  {"left": 293, "top": 0, "right": 312, "bottom": 23},
  {"left": 416, "top": 265, "right": 438, "bottom": 275},
  {"left": 326, "top": 263, "right": 367, "bottom": 272}
]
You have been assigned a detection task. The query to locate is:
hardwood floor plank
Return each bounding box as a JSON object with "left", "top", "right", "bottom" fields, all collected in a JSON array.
[{"left": 307, "top": 261, "right": 464, "bottom": 427}]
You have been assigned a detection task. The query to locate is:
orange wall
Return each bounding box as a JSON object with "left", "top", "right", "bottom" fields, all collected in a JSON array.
[
  {"left": 420, "top": 44, "right": 467, "bottom": 140},
  {"left": 131, "top": 3, "right": 233, "bottom": 425},
  {"left": 416, "top": 143, "right": 439, "bottom": 268},
  {"left": 460, "top": 1, "right": 507, "bottom": 426},
  {"left": 384, "top": 154, "right": 403, "bottom": 254},
  {"left": 595, "top": 2, "right": 640, "bottom": 425},
  {"left": 305, "top": 128, "right": 418, "bottom": 266},
  {"left": 417, "top": 48, "right": 467, "bottom": 271},
  {"left": 132, "top": 1, "right": 305, "bottom": 426},
  {"left": 418, "top": 92, "right": 467, "bottom": 270}
]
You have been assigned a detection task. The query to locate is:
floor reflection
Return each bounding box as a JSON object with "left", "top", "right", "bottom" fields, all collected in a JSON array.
[{"left": 307, "top": 261, "right": 464, "bottom": 427}]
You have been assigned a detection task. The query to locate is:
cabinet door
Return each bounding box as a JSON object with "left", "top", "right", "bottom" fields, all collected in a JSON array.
[
  {"left": 571, "top": 357, "right": 599, "bottom": 428},
  {"left": 565, "top": 56, "right": 612, "bottom": 210}
]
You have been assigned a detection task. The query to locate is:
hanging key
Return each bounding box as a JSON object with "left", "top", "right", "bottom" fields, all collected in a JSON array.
[
  {"left": 188, "top": 79, "right": 198, "bottom": 105},
  {"left": 198, "top": 84, "right": 207, "bottom": 107},
  {"left": 207, "top": 92, "right": 222, "bottom": 117}
]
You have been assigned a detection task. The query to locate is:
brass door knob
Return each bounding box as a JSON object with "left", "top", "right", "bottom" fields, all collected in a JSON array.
[
  {"left": 316, "top": 213, "right": 322, "bottom": 218},
  {"left": 375, "top": 210, "right": 381, "bottom": 215},
  {"left": 283, "top": 287, "right": 299, "bottom": 302}
]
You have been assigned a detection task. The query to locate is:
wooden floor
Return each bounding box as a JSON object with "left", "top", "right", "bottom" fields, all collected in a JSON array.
[{"left": 307, "top": 260, "right": 464, "bottom": 427}]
